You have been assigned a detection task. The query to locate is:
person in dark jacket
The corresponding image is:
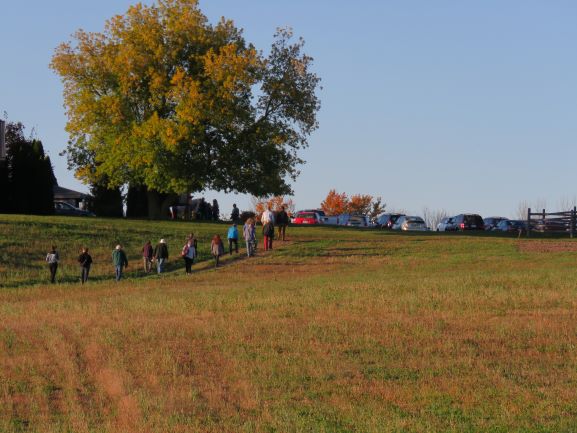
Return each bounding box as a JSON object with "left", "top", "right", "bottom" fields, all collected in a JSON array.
[
  {"left": 230, "top": 203, "right": 240, "bottom": 222},
  {"left": 262, "top": 221, "right": 275, "bottom": 251},
  {"left": 45, "top": 245, "right": 59, "bottom": 284},
  {"left": 142, "top": 240, "right": 153, "bottom": 273},
  {"left": 276, "top": 206, "right": 289, "bottom": 241},
  {"left": 112, "top": 245, "right": 128, "bottom": 281},
  {"left": 153, "top": 239, "right": 169, "bottom": 273},
  {"left": 78, "top": 247, "right": 93, "bottom": 284}
]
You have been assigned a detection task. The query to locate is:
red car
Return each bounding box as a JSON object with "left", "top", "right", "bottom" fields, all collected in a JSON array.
[{"left": 292, "top": 212, "right": 322, "bottom": 225}]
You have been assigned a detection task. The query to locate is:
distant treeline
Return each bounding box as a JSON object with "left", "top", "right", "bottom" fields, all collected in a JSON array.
[{"left": 0, "top": 122, "right": 56, "bottom": 215}]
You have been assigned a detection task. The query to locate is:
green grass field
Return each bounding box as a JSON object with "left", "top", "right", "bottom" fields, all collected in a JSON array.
[{"left": 1, "top": 214, "right": 577, "bottom": 432}]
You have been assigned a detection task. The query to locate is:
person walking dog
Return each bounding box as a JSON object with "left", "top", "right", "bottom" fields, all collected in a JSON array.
[
  {"left": 112, "top": 245, "right": 128, "bottom": 281},
  {"left": 78, "top": 247, "right": 93, "bottom": 284},
  {"left": 46, "top": 245, "right": 59, "bottom": 284}
]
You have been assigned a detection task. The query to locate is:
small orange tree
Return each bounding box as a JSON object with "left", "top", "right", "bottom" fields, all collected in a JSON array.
[
  {"left": 320, "top": 190, "right": 349, "bottom": 216},
  {"left": 347, "top": 194, "right": 373, "bottom": 215},
  {"left": 253, "top": 196, "right": 296, "bottom": 217},
  {"left": 321, "top": 190, "right": 386, "bottom": 218}
]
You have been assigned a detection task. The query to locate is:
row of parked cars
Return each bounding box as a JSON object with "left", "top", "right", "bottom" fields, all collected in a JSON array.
[
  {"left": 286, "top": 210, "right": 571, "bottom": 233},
  {"left": 292, "top": 210, "right": 371, "bottom": 227},
  {"left": 436, "top": 215, "right": 518, "bottom": 232},
  {"left": 359, "top": 212, "right": 567, "bottom": 233}
]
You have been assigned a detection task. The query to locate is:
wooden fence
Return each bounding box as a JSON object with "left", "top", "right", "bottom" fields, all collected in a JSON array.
[{"left": 526, "top": 207, "right": 577, "bottom": 238}]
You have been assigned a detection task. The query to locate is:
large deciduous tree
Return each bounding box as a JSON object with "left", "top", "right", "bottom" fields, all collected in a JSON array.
[{"left": 51, "top": 0, "right": 321, "bottom": 218}]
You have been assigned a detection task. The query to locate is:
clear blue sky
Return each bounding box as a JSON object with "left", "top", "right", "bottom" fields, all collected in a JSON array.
[{"left": 2, "top": 0, "right": 577, "bottom": 218}]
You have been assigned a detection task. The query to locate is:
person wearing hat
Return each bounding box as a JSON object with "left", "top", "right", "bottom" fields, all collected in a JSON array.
[
  {"left": 153, "top": 239, "right": 169, "bottom": 273},
  {"left": 111, "top": 244, "right": 128, "bottom": 281}
]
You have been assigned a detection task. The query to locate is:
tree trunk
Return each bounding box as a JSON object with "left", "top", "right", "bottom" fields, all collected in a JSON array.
[
  {"left": 146, "top": 189, "right": 178, "bottom": 220},
  {"left": 126, "top": 184, "right": 149, "bottom": 218}
]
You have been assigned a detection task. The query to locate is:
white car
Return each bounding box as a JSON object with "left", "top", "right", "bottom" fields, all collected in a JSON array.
[
  {"left": 436, "top": 217, "right": 455, "bottom": 232},
  {"left": 392, "top": 216, "right": 428, "bottom": 231}
]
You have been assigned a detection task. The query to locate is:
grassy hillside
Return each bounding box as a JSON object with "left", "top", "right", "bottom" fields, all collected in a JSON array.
[{"left": 1, "top": 215, "right": 577, "bottom": 432}]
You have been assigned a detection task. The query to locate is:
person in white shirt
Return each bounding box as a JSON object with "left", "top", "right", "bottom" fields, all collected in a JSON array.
[{"left": 261, "top": 206, "right": 275, "bottom": 225}]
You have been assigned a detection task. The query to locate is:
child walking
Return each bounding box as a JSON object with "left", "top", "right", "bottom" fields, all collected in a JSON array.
[
  {"left": 227, "top": 223, "right": 239, "bottom": 255},
  {"left": 243, "top": 218, "right": 257, "bottom": 257},
  {"left": 210, "top": 234, "right": 225, "bottom": 268}
]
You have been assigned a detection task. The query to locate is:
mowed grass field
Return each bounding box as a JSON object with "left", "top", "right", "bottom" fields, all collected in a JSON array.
[{"left": 1, "top": 215, "right": 577, "bottom": 432}]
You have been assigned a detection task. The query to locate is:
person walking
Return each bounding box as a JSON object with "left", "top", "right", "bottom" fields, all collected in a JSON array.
[
  {"left": 112, "top": 245, "right": 128, "bottom": 281},
  {"left": 211, "top": 234, "right": 225, "bottom": 268},
  {"left": 77, "top": 247, "right": 93, "bottom": 284},
  {"left": 154, "top": 239, "right": 169, "bottom": 273},
  {"left": 276, "top": 205, "right": 289, "bottom": 241},
  {"left": 261, "top": 206, "right": 275, "bottom": 251},
  {"left": 45, "top": 245, "right": 59, "bottom": 284},
  {"left": 231, "top": 203, "right": 240, "bottom": 222},
  {"left": 142, "top": 240, "right": 153, "bottom": 273},
  {"left": 243, "top": 218, "right": 257, "bottom": 257},
  {"left": 187, "top": 233, "right": 198, "bottom": 252},
  {"left": 227, "top": 223, "right": 239, "bottom": 255},
  {"left": 181, "top": 238, "right": 196, "bottom": 274}
]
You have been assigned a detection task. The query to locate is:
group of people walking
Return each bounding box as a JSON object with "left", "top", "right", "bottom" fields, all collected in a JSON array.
[{"left": 44, "top": 205, "right": 290, "bottom": 284}]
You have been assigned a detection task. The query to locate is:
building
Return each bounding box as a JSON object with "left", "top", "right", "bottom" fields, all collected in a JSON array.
[{"left": 53, "top": 185, "right": 90, "bottom": 209}]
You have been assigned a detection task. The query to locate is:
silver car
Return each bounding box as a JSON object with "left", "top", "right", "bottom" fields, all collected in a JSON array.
[
  {"left": 436, "top": 217, "right": 455, "bottom": 232},
  {"left": 392, "top": 216, "right": 428, "bottom": 231}
]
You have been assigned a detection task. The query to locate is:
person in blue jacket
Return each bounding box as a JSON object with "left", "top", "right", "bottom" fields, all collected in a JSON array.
[{"left": 227, "top": 223, "right": 239, "bottom": 255}]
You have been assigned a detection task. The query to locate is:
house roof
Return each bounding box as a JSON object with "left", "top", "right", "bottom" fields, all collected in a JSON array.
[{"left": 53, "top": 185, "right": 90, "bottom": 200}]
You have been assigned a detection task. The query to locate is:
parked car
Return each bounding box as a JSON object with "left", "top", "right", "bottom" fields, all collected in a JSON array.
[
  {"left": 392, "top": 216, "right": 428, "bottom": 231},
  {"left": 495, "top": 219, "right": 526, "bottom": 233},
  {"left": 347, "top": 215, "right": 370, "bottom": 227},
  {"left": 292, "top": 211, "right": 323, "bottom": 225},
  {"left": 436, "top": 217, "right": 456, "bottom": 232},
  {"left": 531, "top": 219, "right": 568, "bottom": 233},
  {"left": 375, "top": 213, "right": 405, "bottom": 229},
  {"left": 300, "top": 209, "right": 325, "bottom": 218},
  {"left": 54, "top": 201, "right": 95, "bottom": 217},
  {"left": 483, "top": 217, "right": 507, "bottom": 231},
  {"left": 452, "top": 214, "right": 484, "bottom": 231}
]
